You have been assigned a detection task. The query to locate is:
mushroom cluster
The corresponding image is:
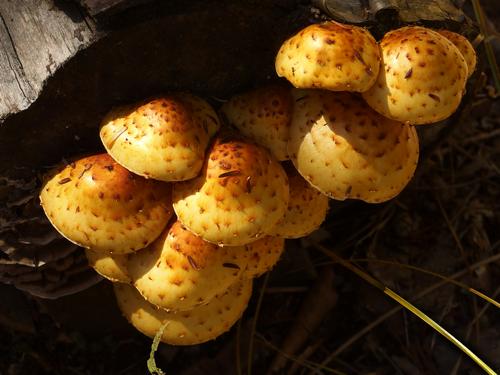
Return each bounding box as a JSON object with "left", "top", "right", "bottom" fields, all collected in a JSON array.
[{"left": 38, "top": 21, "right": 475, "bottom": 346}]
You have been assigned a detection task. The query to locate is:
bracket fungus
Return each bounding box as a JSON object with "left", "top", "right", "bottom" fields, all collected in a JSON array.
[
  {"left": 275, "top": 21, "right": 380, "bottom": 92},
  {"left": 128, "top": 220, "right": 249, "bottom": 311},
  {"left": 114, "top": 279, "right": 252, "bottom": 346},
  {"left": 172, "top": 135, "right": 289, "bottom": 246},
  {"left": 100, "top": 94, "right": 220, "bottom": 182},
  {"left": 288, "top": 90, "right": 419, "bottom": 203},
  {"left": 362, "top": 26, "right": 468, "bottom": 125},
  {"left": 39, "top": 153, "right": 173, "bottom": 253}
]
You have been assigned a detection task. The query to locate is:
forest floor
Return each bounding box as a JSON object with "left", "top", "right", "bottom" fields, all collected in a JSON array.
[{"left": 1, "top": 1, "right": 499, "bottom": 375}]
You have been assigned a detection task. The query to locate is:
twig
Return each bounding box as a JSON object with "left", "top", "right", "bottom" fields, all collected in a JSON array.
[{"left": 268, "top": 268, "right": 337, "bottom": 374}]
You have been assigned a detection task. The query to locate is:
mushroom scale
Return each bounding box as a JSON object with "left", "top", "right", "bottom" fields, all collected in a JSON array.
[
  {"left": 436, "top": 29, "right": 477, "bottom": 78},
  {"left": 128, "top": 220, "right": 249, "bottom": 311},
  {"left": 275, "top": 21, "right": 380, "bottom": 92},
  {"left": 242, "top": 236, "right": 285, "bottom": 279},
  {"left": 269, "top": 166, "right": 329, "bottom": 238},
  {"left": 39, "top": 153, "right": 173, "bottom": 253},
  {"left": 100, "top": 94, "right": 220, "bottom": 182},
  {"left": 114, "top": 279, "right": 252, "bottom": 346},
  {"left": 288, "top": 90, "right": 419, "bottom": 203},
  {"left": 362, "top": 26, "right": 468, "bottom": 125},
  {"left": 172, "top": 136, "right": 290, "bottom": 246},
  {"left": 221, "top": 85, "right": 292, "bottom": 161},
  {"left": 85, "top": 249, "right": 131, "bottom": 284}
]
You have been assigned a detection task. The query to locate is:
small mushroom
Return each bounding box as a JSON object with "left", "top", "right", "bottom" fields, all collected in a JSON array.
[
  {"left": 85, "top": 249, "right": 131, "bottom": 284},
  {"left": 128, "top": 220, "right": 249, "bottom": 311},
  {"left": 362, "top": 26, "right": 468, "bottom": 125},
  {"left": 100, "top": 94, "right": 220, "bottom": 181},
  {"left": 173, "top": 135, "right": 289, "bottom": 246},
  {"left": 275, "top": 21, "right": 380, "bottom": 92},
  {"left": 242, "top": 236, "right": 285, "bottom": 279},
  {"left": 288, "top": 90, "right": 419, "bottom": 203},
  {"left": 221, "top": 85, "right": 293, "bottom": 161},
  {"left": 39, "top": 153, "right": 173, "bottom": 253},
  {"left": 269, "top": 165, "right": 329, "bottom": 238},
  {"left": 114, "top": 279, "right": 252, "bottom": 345},
  {"left": 436, "top": 30, "right": 477, "bottom": 78}
]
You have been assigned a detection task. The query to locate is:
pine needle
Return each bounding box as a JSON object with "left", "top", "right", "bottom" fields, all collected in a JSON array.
[
  {"left": 314, "top": 244, "right": 497, "bottom": 375},
  {"left": 248, "top": 272, "right": 270, "bottom": 375}
]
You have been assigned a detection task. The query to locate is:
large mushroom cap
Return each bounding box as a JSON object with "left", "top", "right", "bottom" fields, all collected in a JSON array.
[
  {"left": 242, "top": 236, "right": 285, "bottom": 279},
  {"left": 275, "top": 21, "right": 380, "bottom": 92},
  {"left": 269, "top": 165, "right": 329, "bottom": 238},
  {"left": 221, "top": 85, "right": 292, "bottom": 161},
  {"left": 288, "top": 90, "right": 419, "bottom": 203},
  {"left": 173, "top": 135, "right": 290, "bottom": 246},
  {"left": 362, "top": 26, "right": 468, "bottom": 125},
  {"left": 39, "top": 153, "right": 173, "bottom": 253},
  {"left": 100, "top": 94, "right": 219, "bottom": 181},
  {"left": 436, "top": 29, "right": 477, "bottom": 78},
  {"left": 128, "top": 220, "right": 249, "bottom": 311},
  {"left": 114, "top": 279, "right": 252, "bottom": 345},
  {"left": 85, "top": 249, "right": 131, "bottom": 283}
]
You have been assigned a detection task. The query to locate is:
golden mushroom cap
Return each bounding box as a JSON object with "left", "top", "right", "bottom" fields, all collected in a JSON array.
[
  {"left": 242, "top": 236, "right": 285, "bottom": 279},
  {"left": 100, "top": 94, "right": 219, "bottom": 182},
  {"left": 288, "top": 90, "right": 419, "bottom": 203},
  {"left": 85, "top": 249, "right": 131, "bottom": 283},
  {"left": 128, "top": 220, "right": 249, "bottom": 311},
  {"left": 269, "top": 166, "right": 329, "bottom": 238},
  {"left": 39, "top": 153, "right": 173, "bottom": 253},
  {"left": 221, "top": 85, "right": 292, "bottom": 161},
  {"left": 114, "top": 279, "right": 252, "bottom": 346},
  {"left": 436, "top": 29, "right": 477, "bottom": 78},
  {"left": 362, "top": 26, "right": 468, "bottom": 125},
  {"left": 172, "top": 136, "right": 290, "bottom": 246},
  {"left": 275, "top": 21, "right": 380, "bottom": 92}
]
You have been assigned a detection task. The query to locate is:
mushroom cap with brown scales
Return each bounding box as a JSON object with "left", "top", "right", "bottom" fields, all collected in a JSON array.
[
  {"left": 242, "top": 236, "right": 285, "bottom": 279},
  {"left": 220, "top": 85, "right": 292, "bottom": 161},
  {"left": 275, "top": 21, "right": 380, "bottom": 92},
  {"left": 176, "top": 92, "right": 221, "bottom": 138},
  {"left": 113, "top": 279, "right": 252, "bottom": 346},
  {"left": 436, "top": 30, "right": 477, "bottom": 78},
  {"left": 39, "top": 153, "right": 173, "bottom": 253},
  {"left": 85, "top": 249, "right": 131, "bottom": 284},
  {"left": 288, "top": 90, "right": 419, "bottom": 203},
  {"left": 362, "top": 26, "right": 468, "bottom": 125},
  {"left": 172, "top": 136, "right": 290, "bottom": 246},
  {"left": 128, "top": 220, "right": 249, "bottom": 311},
  {"left": 100, "top": 94, "right": 219, "bottom": 182},
  {"left": 269, "top": 165, "right": 329, "bottom": 238}
]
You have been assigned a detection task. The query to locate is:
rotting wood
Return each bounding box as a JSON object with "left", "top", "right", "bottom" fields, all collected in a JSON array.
[{"left": 0, "top": 0, "right": 96, "bottom": 122}]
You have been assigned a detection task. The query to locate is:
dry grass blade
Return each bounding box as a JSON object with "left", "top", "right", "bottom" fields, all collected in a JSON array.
[
  {"left": 236, "top": 319, "right": 243, "bottom": 375},
  {"left": 350, "top": 258, "right": 500, "bottom": 309},
  {"left": 472, "top": 0, "right": 500, "bottom": 94},
  {"left": 248, "top": 272, "right": 270, "bottom": 375},
  {"left": 313, "top": 244, "right": 497, "bottom": 375},
  {"left": 147, "top": 321, "right": 169, "bottom": 375},
  {"left": 451, "top": 286, "right": 500, "bottom": 375}
]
